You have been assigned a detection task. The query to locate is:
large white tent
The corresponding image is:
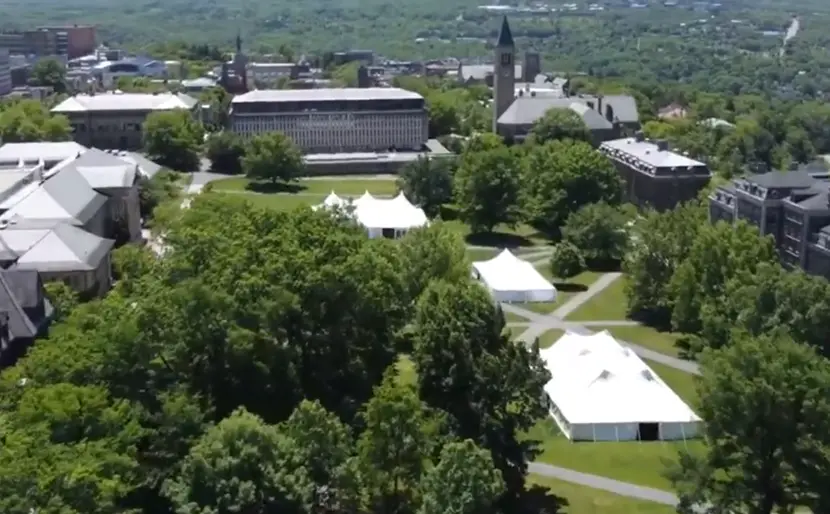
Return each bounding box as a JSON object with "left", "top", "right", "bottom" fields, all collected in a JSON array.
[
  {"left": 315, "top": 191, "right": 428, "bottom": 238},
  {"left": 540, "top": 330, "right": 702, "bottom": 442},
  {"left": 471, "top": 249, "right": 557, "bottom": 303}
]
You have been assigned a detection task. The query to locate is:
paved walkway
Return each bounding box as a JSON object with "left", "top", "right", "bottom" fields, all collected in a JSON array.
[
  {"left": 502, "top": 272, "right": 700, "bottom": 376},
  {"left": 528, "top": 462, "right": 681, "bottom": 506}
]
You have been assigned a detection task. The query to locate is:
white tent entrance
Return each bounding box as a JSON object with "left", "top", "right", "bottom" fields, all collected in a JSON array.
[
  {"left": 539, "top": 330, "right": 702, "bottom": 442},
  {"left": 471, "top": 249, "right": 557, "bottom": 303}
]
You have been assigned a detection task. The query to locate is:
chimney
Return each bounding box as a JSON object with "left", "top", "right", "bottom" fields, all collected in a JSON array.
[
  {"left": 597, "top": 95, "right": 603, "bottom": 115},
  {"left": 656, "top": 139, "right": 669, "bottom": 151},
  {"left": 634, "top": 131, "right": 645, "bottom": 142}
]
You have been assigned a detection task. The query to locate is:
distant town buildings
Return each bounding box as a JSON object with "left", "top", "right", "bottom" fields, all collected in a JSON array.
[
  {"left": 51, "top": 92, "right": 199, "bottom": 150},
  {"left": 229, "top": 88, "right": 428, "bottom": 153},
  {"left": 0, "top": 25, "right": 96, "bottom": 59},
  {"left": 600, "top": 134, "right": 711, "bottom": 211}
]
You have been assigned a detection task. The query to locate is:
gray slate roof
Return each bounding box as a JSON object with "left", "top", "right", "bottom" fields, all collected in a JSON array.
[
  {"left": 498, "top": 97, "right": 610, "bottom": 129},
  {"left": 746, "top": 170, "right": 816, "bottom": 190},
  {"left": 11, "top": 223, "right": 114, "bottom": 272},
  {"left": 48, "top": 147, "right": 138, "bottom": 189},
  {"left": 1, "top": 167, "right": 108, "bottom": 226}
]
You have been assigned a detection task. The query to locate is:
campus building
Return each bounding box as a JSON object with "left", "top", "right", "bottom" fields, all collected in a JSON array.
[
  {"left": 229, "top": 88, "right": 428, "bottom": 153},
  {"left": 51, "top": 91, "right": 199, "bottom": 150},
  {"left": 709, "top": 166, "right": 830, "bottom": 280},
  {"left": 489, "top": 17, "right": 640, "bottom": 143},
  {"left": 599, "top": 134, "right": 711, "bottom": 211},
  {"left": 0, "top": 49, "right": 10, "bottom": 96}
]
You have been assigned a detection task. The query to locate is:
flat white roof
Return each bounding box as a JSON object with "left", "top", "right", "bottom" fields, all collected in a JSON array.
[
  {"left": 601, "top": 138, "right": 704, "bottom": 169},
  {"left": 232, "top": 87, "right": 423, "bottom": 104},
  {"left": 52, "top": 92, "right": 198, "bottom": 113},
  {"left": 0, "top": 142, "right": 87, "bottom": 164}
]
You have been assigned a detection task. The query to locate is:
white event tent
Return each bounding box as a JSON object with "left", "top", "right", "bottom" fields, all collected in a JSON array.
[
  {"left": 315, "top": 191, "right": 428, "bottom": 239},
  {"left": 471, "top": 249, "right": 557, "bottom": 303},
  {"left": 540, "top": 330, "right": 702, "bottom": 442}
]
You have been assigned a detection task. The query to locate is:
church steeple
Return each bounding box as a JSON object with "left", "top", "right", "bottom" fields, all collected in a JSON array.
[
  {"left": 497, "top": 15, "right": 514, "bottom": 48},
  {"left": 235, "top": 30, "right": 242, "bottom": 54}
]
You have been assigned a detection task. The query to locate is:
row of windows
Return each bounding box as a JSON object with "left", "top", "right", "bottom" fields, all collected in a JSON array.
[
  {"left": 71, "top": 123, "right": 142, "bottom": 133},
  {"left": 233, "top": 99, "right": 425, "bottom": 114}
]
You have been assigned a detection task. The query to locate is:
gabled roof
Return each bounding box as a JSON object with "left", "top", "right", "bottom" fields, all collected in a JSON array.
[
  {"left": 12, "top": 223, "right": 114, "bottom": 272},
  {"left": 0, "top": 169, "right": 108, "bottom": 226},
  {"left": 48, "top": 147, "right": 137, "bottom": 189},
  {"left": 497, "top": 16, "right": 515, "bottom": 47}
]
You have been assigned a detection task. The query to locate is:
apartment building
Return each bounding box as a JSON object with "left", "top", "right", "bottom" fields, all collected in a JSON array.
[
  {"left": 230, "top": 88, "right": 428, "bottom": 153},
  {"left": 709, "top": 168, "right": 830, "bottom": 280},
  {"left": 0, "top": 29, "right": 60, "bottom": 57},
  {"left": 599, "top": 134, "right": 712, "bottom": 211},
  {"left": 51, "top": 91, "right": 199, "bottom": 150}
]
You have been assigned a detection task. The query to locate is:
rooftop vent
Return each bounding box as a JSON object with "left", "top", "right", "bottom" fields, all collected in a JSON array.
[
  {"left": 656, "top": 139, "right": 670, "bottom": 151},
  {"left": 634, "top": 131, "right": 645, "bottom": 142}
]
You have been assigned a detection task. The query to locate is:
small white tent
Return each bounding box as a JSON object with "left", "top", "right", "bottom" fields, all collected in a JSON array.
[
  {"left": 353, "top": 191, "right": 428, "bottom": 239},
  {"left": 472, "top": 249, "right": 557, "bottom": 303},
  {"left": 313, "top": 191, "right": 348, "bottom": 211},
  {"left": 540, "top": 331, "right": 702, "bottom": 442}
]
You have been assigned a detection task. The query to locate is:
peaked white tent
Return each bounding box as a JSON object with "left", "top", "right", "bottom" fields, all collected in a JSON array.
[
  {"left": 540, "top": 331, "right": 702, "bottom": 442},
  {"left": 316, "top": 190, "right": 428, "bottom": 239},
  {"left": 313, "top": 191, "right": 349, "bottom": 211},
  {"left": 471, "top": 249, "right": 557, "bottom": 303}
]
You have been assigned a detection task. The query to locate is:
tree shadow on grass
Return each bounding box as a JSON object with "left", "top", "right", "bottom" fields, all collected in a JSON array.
[
  {"left": 466, "top": 231, "right": 535, "bottom": 248},
  {"left": 553, "top": 282, "right": 589, "bottom": 293},
  {"left": 519, "top": 484, "right": 568, "bottom": 514},
  {"left": 246, "top": 181, "right": 307, "bottom": 194}
]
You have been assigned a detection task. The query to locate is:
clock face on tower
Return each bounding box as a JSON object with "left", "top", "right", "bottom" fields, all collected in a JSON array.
[{"left": 502, "top": 68, "right": 512, "bottom": 78}]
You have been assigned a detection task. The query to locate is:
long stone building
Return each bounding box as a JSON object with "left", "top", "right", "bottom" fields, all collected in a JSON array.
[{"left": 229, "top": 88, "right": 428, "bottom": 153}]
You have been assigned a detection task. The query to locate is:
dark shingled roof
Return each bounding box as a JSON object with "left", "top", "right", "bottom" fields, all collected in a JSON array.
[
  {"left": 497, "top": 16, "right": 514, "bottom": 47},
  {"left": 746, "top": 170, "right": 816, "bottom": 190}
]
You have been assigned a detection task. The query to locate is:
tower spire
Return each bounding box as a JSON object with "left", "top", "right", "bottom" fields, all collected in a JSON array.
[
  {"left": 236, "top": 30, "right": 242, "bottom": 54},
  {"left": 497, "top": 15, "right": 514, "bottom": 47}
]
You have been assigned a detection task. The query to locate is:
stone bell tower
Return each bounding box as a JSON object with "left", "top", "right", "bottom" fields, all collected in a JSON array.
[{"left": 493, "top": 16, "right": 516, "bottom": 133}]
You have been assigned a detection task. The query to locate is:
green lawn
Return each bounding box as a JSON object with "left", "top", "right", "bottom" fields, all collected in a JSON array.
[
  {"left": 466, "top": 247, "right": 500, "bottom": 262},
  {"left": 565, "top": 277, "right": 627, "bottom": 322},
  {"left": 212, "top": 176, "right": 399, "bottom": 196},
  {"left": 527, "top": 418, "right": 704, "bottom": 491},
  {"left": 519, "top": 270, "right": 603, "bottom": 315},
  {"left": 603, "top": 326, "right": 683, "bottom": 359},
  {"left": 536, "top": 329, "right": 565, "bottom": 348},
  {"left": 527, "top": 476, "right": 677, "bottom": 514},
  {"left": 645, "top": 359, "right": 700, "bottom": 408}
]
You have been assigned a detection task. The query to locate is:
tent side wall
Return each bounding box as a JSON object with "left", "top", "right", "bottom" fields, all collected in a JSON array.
[{"left": 659, "top": 421, "right": 701, "bottom": 441}]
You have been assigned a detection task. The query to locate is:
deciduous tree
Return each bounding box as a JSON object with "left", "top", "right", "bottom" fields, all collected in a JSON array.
[
  {"left": 0, "top": 99, "right": 71, "bottom": 142},
  {"left": 562, "top": 201, "right": 632, "bottom": 268},
  {"left": 397, "top": 155, "right": 455, "bottom": 217},
  {"left": 206, "top": 131, "right": 245, "bottom": 174},
  {"left": 418, "top": 439, "right": 505, "bottom": 514},
  {"left": 30, "top": 57, "right": 67, "bottom": 93},
  {"left": 669, "top": 333, "right": 830, "bottom": 514},
  {"left": 549, "top": 241, "right": 586, "bottom": 282},
  {"left": 454, "top": 145, "right": 522, "bottom": 232},
  {"left": 411, "top": 279, "right": 549, "bottom": 503},
  {"left": 528, "top": 107, "right": 591, "bottom": 145},
  {"left": 243, "top": 132, "right": 305, "bottom": 184},
  {"left": 142, "top": 110, "right": 203, "bottom": 171},
  {"left": 522, "top": 140, "right": 622, "bottom": 238}
]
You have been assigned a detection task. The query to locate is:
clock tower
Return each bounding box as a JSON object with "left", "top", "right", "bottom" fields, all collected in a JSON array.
[{"left": 493, "top": 16, "right": 515, "bottom": 133}]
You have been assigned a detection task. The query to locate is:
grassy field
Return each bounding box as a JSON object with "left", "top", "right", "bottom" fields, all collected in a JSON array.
[
  {"left": 518, "top": 270, "right": 603, "bottom": 316},
  {"left": 212, "top": 176, "right": 399, "bottom": 196},
  {"left": 603, "top": 326, "right": 684, "bottom": 358},
  {"left": 566, "top": 277, "right": 627, "bottom": 322},
  {"left": 527, "top": 418, "right": 704, "bottom": 491},
  {"left": 527, "top": 476, "right": 677, "bottom": 514},
  {"left": 646, "top": 359, "right": 700, "bottom": 407},
  {"left": 537, "top": 329, "right": 566, "bottom": 348}
]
